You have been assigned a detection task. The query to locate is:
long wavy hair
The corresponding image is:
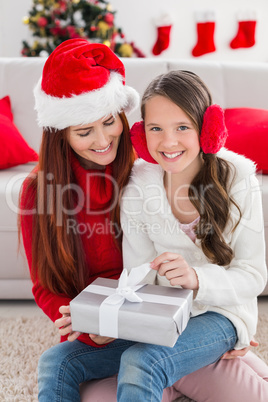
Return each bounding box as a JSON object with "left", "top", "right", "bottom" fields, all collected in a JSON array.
[
  {"left": 141, "top": 70, "right": 241, "bottom": 266},
  {"left": 19, "top": 112, "right": 135, "bottom": 298}
]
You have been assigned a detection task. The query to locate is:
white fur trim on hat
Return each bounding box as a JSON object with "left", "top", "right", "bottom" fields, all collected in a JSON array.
[{"left": 34, "top": 72, "right": 140, "bottom": 130}]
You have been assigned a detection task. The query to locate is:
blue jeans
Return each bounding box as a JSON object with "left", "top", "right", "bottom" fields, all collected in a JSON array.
[{"left": 38, "top": 312, "right": 237, "bottom": 402}]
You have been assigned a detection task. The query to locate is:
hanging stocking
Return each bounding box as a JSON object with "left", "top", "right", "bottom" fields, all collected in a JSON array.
[
  {"left": 230, "top": 11, "right": 257, "bottom": 49},
  {"left": 152, "top": 14, "right": 173, "bottom": 56},
  {"left": 192, "top": 11, "right": 216, "bottom": 57}
]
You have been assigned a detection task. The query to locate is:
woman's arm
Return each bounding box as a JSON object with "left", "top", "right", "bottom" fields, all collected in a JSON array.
[{"left": 19, "top": 180, "right": 71, "bottom": 322}]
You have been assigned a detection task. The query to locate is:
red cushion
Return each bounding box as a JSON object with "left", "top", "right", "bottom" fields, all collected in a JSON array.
[
  {"left": 224, "top": 108, "right": 268, "bottom": 174},
  {"left": 0, "top": 96, "right": 38, "bottom": 169}
]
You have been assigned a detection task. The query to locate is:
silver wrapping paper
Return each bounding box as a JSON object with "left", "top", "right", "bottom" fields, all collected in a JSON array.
[{"left": 70, "top": 277, "right": 193, "bottom": 347}]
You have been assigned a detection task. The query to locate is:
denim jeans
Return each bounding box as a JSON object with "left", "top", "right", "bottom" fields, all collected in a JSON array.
[
  {"left": 117, "top": 312, "right": 237, "bottom": 401},
  {"left": 38, "top": 312, "right": 237, "bottom": 402}
]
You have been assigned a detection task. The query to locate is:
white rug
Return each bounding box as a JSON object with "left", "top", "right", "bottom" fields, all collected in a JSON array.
[{"left": 0, "top": 313, "right": 267, "bottom": 402}]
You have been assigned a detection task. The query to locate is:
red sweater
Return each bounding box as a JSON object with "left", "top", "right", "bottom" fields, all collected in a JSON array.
[{"left": 20, "top": 154, "right": 123, "bottom": 347}]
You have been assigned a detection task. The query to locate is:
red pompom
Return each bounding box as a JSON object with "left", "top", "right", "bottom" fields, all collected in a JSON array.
[
  {"left": 129, "top": 121, "right": 157, "bottom": 164},
  {"left": 200, "top": 104, "right": 228, "bottom": 154}
]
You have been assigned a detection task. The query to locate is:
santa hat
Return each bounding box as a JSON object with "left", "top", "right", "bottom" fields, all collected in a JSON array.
[{"left": 34, "top": 39, "right": 139, "bottom": 130}]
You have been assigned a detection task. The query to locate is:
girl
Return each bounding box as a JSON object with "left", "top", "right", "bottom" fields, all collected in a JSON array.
[{"left": 118, "top": 70, "right": 267, "bottom": 401}]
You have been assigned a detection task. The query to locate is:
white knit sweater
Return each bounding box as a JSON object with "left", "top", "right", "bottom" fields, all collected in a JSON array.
[{"left": 120, "top": 149, "right": 267, "bottom": 349}]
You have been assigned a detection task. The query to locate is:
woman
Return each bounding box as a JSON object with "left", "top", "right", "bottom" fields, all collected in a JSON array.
[
  {"left": 19, "top": 39, "right": 267, "bottom": 402},
  {"left": 19, "top": 38, "right": 139, "bottom": 401}
]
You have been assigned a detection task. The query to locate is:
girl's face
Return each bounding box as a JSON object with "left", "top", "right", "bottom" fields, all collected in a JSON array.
[
  {"left": 67, "top": 114, "right": 123, "bottom": 166},
  {"left": 144, "top": 95, "right": 202, "bottom": 177}
]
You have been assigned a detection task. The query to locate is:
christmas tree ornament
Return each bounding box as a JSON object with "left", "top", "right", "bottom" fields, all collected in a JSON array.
[
  {"left": 22, "top": 16, "right": 30, "bottom": 25},
  {"left": 104, "top": 12, "right": 114, "bottom": 26},
  {"left": 35, "top": 4, "right": 44, "bottom": 12},
  {"left": 192, "top": 11, "right": 216, "bottom": 57},
  {"left": 230, "top": 11, "right": 257, "bottom": 49},
  {"left": 37, "top": 17, "right": 48, "bottom": 28},
  {"left": 73, "top": 10, "right": 86, "bottom": 28},
  {"left": 39, "top": 50, "right": 49, "bottom": 57},
  {"left": 97, "top": 20, "right": 110, "bottom": 36},
  {"left": 103, "top": 39, "right": 111, "bottom": 47},
  {"left": 152, "top": 14, "right": 173, "bottom": 56},
  {"left": 34, "top": 38, "right": 140, "bottom": 129},
  {"left": 117, "top": 43, "right": 133, "bottom": 57},
  {"left": 32, "top": 41, "right": 39, "bottom": 50}
]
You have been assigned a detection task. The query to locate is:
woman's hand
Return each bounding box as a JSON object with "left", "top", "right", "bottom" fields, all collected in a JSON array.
[
  {"left": 54, "top": 305, "right": 81, "bottom": 342},
  {"left": 150, "top": 252, "right": 199, "bottom": 290},
  {"left": 221, "top": 338, "right": 259, "bottom": 360},
  {"left": 55, "top": 306, "right": 115, "bottom": 345},
  {"left": 89, "top": 334, "right": 115, "bottom": 345}
]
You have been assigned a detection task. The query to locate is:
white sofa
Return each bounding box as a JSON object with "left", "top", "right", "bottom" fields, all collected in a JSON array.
[{"left": 0, "top": 57, "right": 267, "bottom": 299}]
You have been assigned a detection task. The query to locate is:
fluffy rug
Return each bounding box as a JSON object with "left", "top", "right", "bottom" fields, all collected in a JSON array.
[{"left": 0, "top": 313, "right": 267, "bottom": 402}]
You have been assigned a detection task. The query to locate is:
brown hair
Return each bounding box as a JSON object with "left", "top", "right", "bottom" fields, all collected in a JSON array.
[
  {"left": 19, "top": 112, "right": 135, "bottom": 298},
  {"left": 141, "top": 70, "right": 241, "bottom": 266}
]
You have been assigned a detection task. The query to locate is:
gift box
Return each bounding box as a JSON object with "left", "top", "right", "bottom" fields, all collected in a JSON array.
[{"left": 70, "top": 264, "right": 193, "bottom": 347}]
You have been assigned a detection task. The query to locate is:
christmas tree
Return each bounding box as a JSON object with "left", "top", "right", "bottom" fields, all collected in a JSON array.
[{"left": 22, "top": 0, "right": 145, "bottom": 58}]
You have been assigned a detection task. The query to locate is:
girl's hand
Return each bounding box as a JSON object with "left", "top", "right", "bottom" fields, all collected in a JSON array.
[
  {"left": 89, "top": 334, "right": 115, "bottom": 345},
  {"left": 150, "top": 252, "right": 199, "bottom": 290},
  {"left": 54, "top": 305, "right": 81, "bottom": 342},
  {"left": 221, "top": 339, "right": 259, "bottom": 360}
]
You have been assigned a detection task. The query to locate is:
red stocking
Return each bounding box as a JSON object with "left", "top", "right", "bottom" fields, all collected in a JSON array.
[
  {"left": 230, "top": 12, "right": 257, "bottom": 49},
  {"left": 152, "top": 14, "right": 173, "bottom": 56},
  {"left": 192, "top": 12, "right": 216, "bottom": 57}
]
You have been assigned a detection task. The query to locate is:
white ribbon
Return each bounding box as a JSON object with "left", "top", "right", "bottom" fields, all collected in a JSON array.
[
  {"left": 98, "top": 264, "right": 151, "bottom": 337},
  {"left": 85, "top": 263, "right": 190, "bottom": 338}
]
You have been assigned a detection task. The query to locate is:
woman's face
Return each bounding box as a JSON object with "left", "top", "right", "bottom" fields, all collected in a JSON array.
[{"left": 67, "top": 114, "right": 123, "bottom": 166}]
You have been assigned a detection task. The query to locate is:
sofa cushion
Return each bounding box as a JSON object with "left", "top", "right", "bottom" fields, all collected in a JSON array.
[
  {"left": 224, "top": 108, "right": 268, "bottom": 174},
  {"left": 0, "top": 163, "right": 36, "bottom": 288},
  {"left": 0, "top": 96, "right": 39, "bottom": 169}
]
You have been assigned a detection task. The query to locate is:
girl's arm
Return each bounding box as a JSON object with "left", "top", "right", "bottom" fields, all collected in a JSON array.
[
  {"left": 121, "top": 214, "right": 157, "bottom": 273},
  {"left": 120, "top": 187, "right": 157, "bottom": 278}
]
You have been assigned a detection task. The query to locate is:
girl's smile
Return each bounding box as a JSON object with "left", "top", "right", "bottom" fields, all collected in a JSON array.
[{"left": 161, "top": 150, "right": 184, "bottom": 160}]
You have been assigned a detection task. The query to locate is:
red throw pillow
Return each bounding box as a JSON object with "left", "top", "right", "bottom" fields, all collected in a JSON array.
[
  {"left": 0, "top": 96, "right": 38, "bottom": 169},
  {"left": 224, "top": 108, "right": 268, "bottom": 174}
]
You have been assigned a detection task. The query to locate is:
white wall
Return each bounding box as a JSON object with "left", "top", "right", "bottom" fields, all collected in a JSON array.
[
  {"left": 0, "top": 0, "right": 32, "bottom": 57},
  {"left": 1, "top": 0, "right": 268, "bottom": 62},
  {"left": 111, "top": 0, "right": 268, "bottom": 62}
]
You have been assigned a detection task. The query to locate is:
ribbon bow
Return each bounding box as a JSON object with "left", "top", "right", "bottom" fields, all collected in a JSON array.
[
  {"left": 98, "top": 264, "right": 152, "bottom": 337},
  {"left": 103, "top": 264, "right": 151, "bottom": 305}
]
